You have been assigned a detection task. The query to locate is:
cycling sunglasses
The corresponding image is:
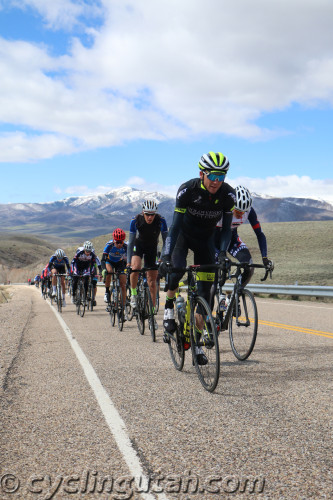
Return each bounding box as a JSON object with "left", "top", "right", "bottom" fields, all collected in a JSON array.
[
  {"left": 144, "top": 212, "right": 156, "bottom": 216},
  {"left": 204, "top": 171, "right": 226, "bottom": 181},
  {"left": 115, "top": 240, "right": 124, "bottom": 244}
]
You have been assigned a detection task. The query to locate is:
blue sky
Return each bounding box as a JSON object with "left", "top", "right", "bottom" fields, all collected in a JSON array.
[{"left": 1, "top": 0, "right": 333, "bottom": 204}]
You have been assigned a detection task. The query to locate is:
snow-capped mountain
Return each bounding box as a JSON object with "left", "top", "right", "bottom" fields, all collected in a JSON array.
[{"left": 0, "top": 187, "right": 332, "bottom": 239}]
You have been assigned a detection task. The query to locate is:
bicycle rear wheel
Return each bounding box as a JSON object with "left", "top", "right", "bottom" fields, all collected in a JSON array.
[
  {"left": 146, "top": 289, "right": 156, "bottom": 342},
  {"left": 190, "top": 296, "right": 220, "bottom": 393},
  {"left": 136, "top": 289, "right": 145, "bottom": 335},
  {"left": 168, "top": 313, "right": 185, "bottom": 371},
  {"left": 155, "top": 289, "right": 160, "bottom": 314},
  {"left": 117, "top": 287, "right": 124, "bottom": 331},
  {"left": 229, "top": 288, "right": 258, "bottom": 360}
]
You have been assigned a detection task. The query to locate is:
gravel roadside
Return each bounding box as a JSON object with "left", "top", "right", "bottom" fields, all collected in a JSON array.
[{"left": 0, "top": 286, "right": 32, "bottom": 397}]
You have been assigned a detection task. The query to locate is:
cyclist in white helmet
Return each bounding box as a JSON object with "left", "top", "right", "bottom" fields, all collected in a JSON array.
[
  {"left": 127, "top": 199, "right": 168, "bottom": 330},
  {"left": 48, "top": 249, "right": 71, "bottom": 306},
  {"left": 71, "top": 241, "right": 101, "bottom": 304},
  {"left": 215, "top": 185, "right": 274, "bottom": 288}
]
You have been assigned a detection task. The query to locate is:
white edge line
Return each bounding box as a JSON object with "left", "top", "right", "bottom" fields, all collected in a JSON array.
[{"left": 47, "top": 301, "right": 169, "bottom": 500}]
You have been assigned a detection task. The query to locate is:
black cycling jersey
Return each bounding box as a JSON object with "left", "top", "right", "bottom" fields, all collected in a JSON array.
[
  {"left": 127, "top": 213, "right": 168, "bottom": 262},
  {"left": 164, "top": 178, "right": 235, "bottom": 257}
]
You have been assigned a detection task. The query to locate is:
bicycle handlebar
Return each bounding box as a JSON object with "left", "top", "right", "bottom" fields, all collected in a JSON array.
[{"left": 164, "top": 261, "right": 273, "bottom": 287}]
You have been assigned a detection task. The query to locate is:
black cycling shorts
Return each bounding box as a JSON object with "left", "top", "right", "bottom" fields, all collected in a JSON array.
[
  {"left": 106, "top": 260, "right": 126, "bottom": 273},
  {"left": 168, "top": 231, "right": 215, "bottom": 306},
  {"left": 132, "top": 240, "right": 158, "bottom": 268}
]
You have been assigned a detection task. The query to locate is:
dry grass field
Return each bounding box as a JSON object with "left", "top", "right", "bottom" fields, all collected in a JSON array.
[
  {"left": 238, "top": 220, "right": 333, "bottom": 286},
  {"left": 1, "top": 220, "right": 332, "bottom": 286}
]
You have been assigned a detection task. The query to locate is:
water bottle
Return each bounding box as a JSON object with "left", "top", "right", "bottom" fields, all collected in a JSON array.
[
  {"left": 219, "top": 293, "right": 227, "bottom": 311},
  {"left": 176, "top": 295, "right": 185, "bottom": 322}
]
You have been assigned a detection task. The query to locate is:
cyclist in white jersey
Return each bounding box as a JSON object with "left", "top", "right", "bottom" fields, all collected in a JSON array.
[{"left": 215, "top": 185, "right": 273, "bottom": 287}]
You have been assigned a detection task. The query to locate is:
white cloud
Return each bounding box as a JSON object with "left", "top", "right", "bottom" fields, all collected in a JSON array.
[
  {"left": 1, "top": 0, "right": 333, "bottom": 161},
  {"left": 228, "top": 175, "right": 333, "bottom": 204},
  {"left": 0, "top": 132, "right": 76, "bottom": 161}
]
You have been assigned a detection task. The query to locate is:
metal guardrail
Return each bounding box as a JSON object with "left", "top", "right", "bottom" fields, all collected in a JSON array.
[
  {"left": 220, "top": 283, "right": 333, "bottom": 298},
  {"left": 3, "top": 282, "right": 333, "bottom": 298}
]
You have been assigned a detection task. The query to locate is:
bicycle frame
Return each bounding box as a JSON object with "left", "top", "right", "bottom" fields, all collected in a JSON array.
[
  {"left": 130, "top": 267, "right": 157, "bottom": 341},
  {"left": 165, "top": 263, "right": 220, "bottom": 392},
  {"left": 107, "top": 270, "right": 126, "bottom": 330},
  {"left": 215, "top": 262, "right": 269, "bottom": 332}
]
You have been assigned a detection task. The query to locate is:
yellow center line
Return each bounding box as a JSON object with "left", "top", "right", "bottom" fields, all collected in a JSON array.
[{"left": 258, "top": 319, "right": 333, "bottom": 339}]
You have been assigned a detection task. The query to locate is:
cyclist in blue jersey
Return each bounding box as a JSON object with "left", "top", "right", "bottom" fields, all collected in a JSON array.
[
  {"left": 159, "top": 152, "right": 235, "bottom": 365},
  {"left": 127, "top": 199, "right": 168, "bottom": 329},
  {"left": 101, "top": 228, "right": 127, "bottom": 311},
  {"left": 34, "top": 274, "right": 41, "bottom": 288},
  {"left": 49, "top": 249, "right": 71, "bottom": 306},
  {"left": 215, "top": 185, "right": 273, "bottom": 289}
]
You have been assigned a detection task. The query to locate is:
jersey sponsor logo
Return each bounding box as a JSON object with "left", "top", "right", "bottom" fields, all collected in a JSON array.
[
  {"left": 177, "top": 188, "right": 187, "bottom": 199},
  {"left": 78, "top": 254, "right": 93, "bottom": 262},
  {"left": 188, "top": 208, "right": 222, "bottom": 218}
]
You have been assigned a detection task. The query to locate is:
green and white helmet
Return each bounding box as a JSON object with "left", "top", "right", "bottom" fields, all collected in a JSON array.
[{"left": 198, "top": 152, "right": 229, "bottom": 173}]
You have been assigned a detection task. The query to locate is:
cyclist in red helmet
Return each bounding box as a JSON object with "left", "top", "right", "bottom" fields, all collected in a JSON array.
[{"left": 101, "top": 228, "right": 128, "bottom": 313}]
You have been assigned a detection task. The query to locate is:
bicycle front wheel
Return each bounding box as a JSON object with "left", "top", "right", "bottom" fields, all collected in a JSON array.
[
  {"left": 87, "top": 281, "right": 94, "bottom": 311},
  {"left": 190, "top": 296, "right": 220, "bottom": 393},
  {"left": 76, "top": 284, "right": 81, "bottom": 315},
  {"left": 125, "top": 285, "right": 134, "bottom": 321},
  {"left": 80, "top": 286, "right": 86, "bottom": 317},
  {"left": 57, "top": 279, "right": 62, "bottom": 313},
  {"left": 168, "top": 312, "right": 185, "bottom": 371},
  {"left": 110, "top": 290, "right": 116, "bottom": 327},
  {"left": 117, "top": 287, "right": 124, "bottom": 331},
  {"left": 146, "top": 289, "right": 156, "bottom": 342},
  {"left": 136, "top": 289, "right": 145, "bottom": 335},
  {"left": 229, "top": 288, "right": 258, "bottom": 360}
]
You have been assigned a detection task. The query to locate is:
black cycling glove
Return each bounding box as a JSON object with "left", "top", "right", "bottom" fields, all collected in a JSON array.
[
  {"left": 263, "top": 257, "right": 274, "bottom": 270},
  {"left": 159, "top": 255, "right": 172, "bottom": 277},
  {"left": 218, "top": 250, "right": 230, "bottom": 269}
]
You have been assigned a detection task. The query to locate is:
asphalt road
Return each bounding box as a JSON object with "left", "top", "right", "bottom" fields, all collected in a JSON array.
[{"left": 0, "top": 285, "right": 332, "bottom": 500}]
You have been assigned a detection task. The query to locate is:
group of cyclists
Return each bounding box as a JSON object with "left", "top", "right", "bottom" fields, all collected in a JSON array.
[{"left": 38, "top": 151, "right": 274, "bottom": 363}]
